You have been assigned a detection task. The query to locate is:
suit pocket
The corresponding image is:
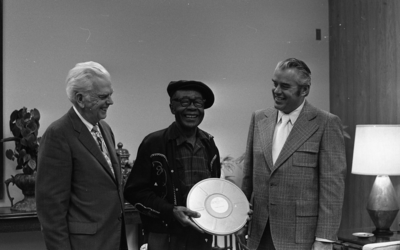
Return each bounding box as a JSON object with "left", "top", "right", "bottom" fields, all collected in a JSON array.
[
  {"left": 69, "top": 221, "right": 97, "bottom": 235},
  {"left": 293, "top": 142, "right": 319, "bottom": 168},
  {"left": 295, "top": 200, "right": 318, "bottom": 244},
  {"left": 69, "top": 222, "right": 98, "bottom": 250}
]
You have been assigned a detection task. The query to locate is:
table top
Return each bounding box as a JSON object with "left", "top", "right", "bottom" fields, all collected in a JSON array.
[
  {"left": 0, "top": 204, "right": 137, "bottom": 220},
  {"left": 0, "top": 207, "right": 37, "bottom": 219},
  {"left": 0, "top": 204, "right": 140, "bottom": 233},
  {"left": 338, "top": 227, "right": 400, "bottom": 246}
]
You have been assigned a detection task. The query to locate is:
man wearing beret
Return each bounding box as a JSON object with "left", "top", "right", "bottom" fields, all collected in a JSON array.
[{"left": 124, "top": 80, "right": 221, "bottom": 250}]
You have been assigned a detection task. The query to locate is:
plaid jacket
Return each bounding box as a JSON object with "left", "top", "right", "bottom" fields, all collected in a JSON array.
[
  {"left": 241, "top": 101, "right": 347, "bottom": 250},
  {"left": 124, "top": 122, "right": 221, "bottom": 234}
]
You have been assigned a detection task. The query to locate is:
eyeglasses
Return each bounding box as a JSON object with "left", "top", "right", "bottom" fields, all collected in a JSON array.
[{"left": 172, "top": 98, "right": 206, "bottom": 108}]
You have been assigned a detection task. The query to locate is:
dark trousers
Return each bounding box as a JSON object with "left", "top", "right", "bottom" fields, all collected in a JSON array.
[
  {"left": 120, "top": 218, "right": 129, "bottom": 250},
  {"left": 258, "top": 220, "right": 276, "bottom": 250},
  {"left": 147, "top": 229, "right": 213, "bottom": 250}
]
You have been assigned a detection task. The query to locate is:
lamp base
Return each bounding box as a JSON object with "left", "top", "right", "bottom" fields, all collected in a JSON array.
[
  {"left": 372, "top": 228, "right": 394, "bottom": 236},
  {"left": 367, "top": 208, "right": 399, "bottom": 235},
  {"left": 366, "top": 175, "right": 399, "bottom": 236}
]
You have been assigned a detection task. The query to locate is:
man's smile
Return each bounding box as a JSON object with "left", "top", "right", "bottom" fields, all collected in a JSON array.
[
  {"left": 184, "top": 114, "right": 198, "bottom": 118},
  {"left": 274, "top": 95, "right": 286, "bottom": 102}
]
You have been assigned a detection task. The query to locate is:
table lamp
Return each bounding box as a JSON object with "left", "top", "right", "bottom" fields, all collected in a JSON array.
[{"left": 352, "top": 125, "right": 400, "bottom": 236}]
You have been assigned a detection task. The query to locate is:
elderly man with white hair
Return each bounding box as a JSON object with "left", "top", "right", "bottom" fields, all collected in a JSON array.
[{"left": 36, "top": 61, "right": 128, "bottom": 250}]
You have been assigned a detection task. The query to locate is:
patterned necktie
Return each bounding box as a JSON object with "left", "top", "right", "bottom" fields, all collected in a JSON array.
[
  {"left": 272, "top": 115, "right": 291, "bottom": 164},
  {"left": 91, "top": 124, "right": 115, "bottom": 178}
]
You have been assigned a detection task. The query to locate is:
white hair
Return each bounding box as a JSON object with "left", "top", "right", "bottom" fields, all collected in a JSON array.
[{"left": 65, "top": 61, "right": 110, "bottom": 103}]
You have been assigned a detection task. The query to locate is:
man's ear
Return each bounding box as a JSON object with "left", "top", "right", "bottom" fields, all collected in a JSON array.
[
  {"left": 169, "top": 103, "right": 175, "bottom": 114},
  {"left": 301, "top": 85, "right": 310, "bottom": 97},
  {"left": 75, "top": 93, "right": 85, "bottom": 108}
]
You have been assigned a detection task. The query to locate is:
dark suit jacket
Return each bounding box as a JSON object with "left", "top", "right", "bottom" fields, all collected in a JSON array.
[
  {"left": 241, "top": 101, "right": 346, "bottom": 250},
  {"left": 36, "top": 107, "right": 126, "bottom": 250}
]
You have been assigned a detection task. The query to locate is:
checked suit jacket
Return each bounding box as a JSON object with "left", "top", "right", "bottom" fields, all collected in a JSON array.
[
  {"left": 36, "top": 107, "right": 126, "bottom": 250},
  {"left": 241, "top": 100, "right": 346, "bottom": 250}
]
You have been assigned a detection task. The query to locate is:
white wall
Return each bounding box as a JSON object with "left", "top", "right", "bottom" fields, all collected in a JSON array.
[{"left": 1, "top": 0, "right": 329, "bottom": 248}]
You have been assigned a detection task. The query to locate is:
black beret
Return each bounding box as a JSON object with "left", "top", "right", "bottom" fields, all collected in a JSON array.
[{"left": 167, "top": 80, "right": 214, "bottom": 109}]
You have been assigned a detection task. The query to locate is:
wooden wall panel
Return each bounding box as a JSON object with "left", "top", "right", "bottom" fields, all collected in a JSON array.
[
  {"left": 397, "top": 0, "right": 400, "bottom": 123},
  {"left": 0, "top": 0, "right": 3, "bottom": 199},
  {"left": 329, "top": 0, "right": 400, "bottom": 231}
]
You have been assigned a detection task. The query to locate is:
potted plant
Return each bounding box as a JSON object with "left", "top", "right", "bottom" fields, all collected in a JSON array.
[{"left": 2, "top": 107, "right": 40, "bottom": 212}]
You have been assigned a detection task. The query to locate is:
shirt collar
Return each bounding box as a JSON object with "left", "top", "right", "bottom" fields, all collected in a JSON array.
[
  {"left": 169, "top": 122, "right": 208, "bottom": 146},
  {"left": 73, "top": 105, "right": 95, "bottom": 132},
  {"left": 277, "top": 99, "right": 306, "bottom": 124}
]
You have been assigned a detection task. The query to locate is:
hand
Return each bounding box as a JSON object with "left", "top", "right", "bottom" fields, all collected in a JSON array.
[
  {"left": 234, "top": 203, "right": 253, "bottom": 250},
  {"left": 247, "top": 203, "right": 253, "bottom": 222},
  {"left": 172, "top": 206, "right": 204, "bottom": 233},
  {"left": 235, "top": 226, "right": 249, "bottom": 250},
  {"left": 311, "top": 241, "right": 333, "bottom": 250}
]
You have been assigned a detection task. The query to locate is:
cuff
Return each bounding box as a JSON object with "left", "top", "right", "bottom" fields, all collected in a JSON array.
[{"left": 315, "top": 237, "right": 334, "bottom": 243}]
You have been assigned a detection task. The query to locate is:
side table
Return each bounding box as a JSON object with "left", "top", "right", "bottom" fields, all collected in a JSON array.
[
  {"left": 0, "top": 205, "right": 141, "bottom": 232},
  {"left": 0, "top": 207, "right": 40, "bottom": 232},
  {"left": 335, "top": 227, "right": 400, "bottom": 249}
]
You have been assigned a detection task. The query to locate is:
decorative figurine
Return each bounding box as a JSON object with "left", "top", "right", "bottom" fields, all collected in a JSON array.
[{"left": 116, "top": 142, "right": 132, "bottom": 187}]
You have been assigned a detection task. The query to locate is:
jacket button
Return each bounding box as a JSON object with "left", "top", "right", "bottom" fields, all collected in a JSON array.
[{"left": 171, "top": 170, "right": 174, "bottom": 173}]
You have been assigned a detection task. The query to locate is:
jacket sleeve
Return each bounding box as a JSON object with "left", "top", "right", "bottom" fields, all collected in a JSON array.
[
  {"left": 210, "top": 137, "right": 222, "bottom": 178},
  {"left": 123, "top": 140, "right": 175, "bottom": 224},
  {"left": 315, "top": 114, "right": 347, "bottom": 241},
  {"left": 241, "top": 112, "right": 256, "bottom": 201},
  {"left": 36, "top": 125, "right": 73, "bottom": 250}
]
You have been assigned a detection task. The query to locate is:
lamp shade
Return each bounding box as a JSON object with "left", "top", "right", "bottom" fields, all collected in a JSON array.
[{"left": 352, "top": 125, "right": 400, "bottom": 176}]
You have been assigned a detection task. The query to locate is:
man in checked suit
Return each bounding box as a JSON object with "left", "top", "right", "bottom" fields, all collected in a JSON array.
[
  {"left": 36, "top": 61, "right": 127, "bottom": 250},
  {"left": 239, "top": 58, "right": 346, "bottom": 250}
]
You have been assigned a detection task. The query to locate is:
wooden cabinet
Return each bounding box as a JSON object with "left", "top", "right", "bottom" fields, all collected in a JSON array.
[{"left": 0, "top": 205, "right": 140, "bottom": 233}]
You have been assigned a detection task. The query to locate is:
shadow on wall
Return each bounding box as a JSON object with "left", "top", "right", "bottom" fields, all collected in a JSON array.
[{"left": 220, "top": 154, "right": 245, "bottom": 189}]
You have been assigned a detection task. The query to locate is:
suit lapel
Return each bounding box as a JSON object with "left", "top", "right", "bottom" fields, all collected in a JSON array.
[
  {"left": 68, "top": 108, "right": 117, "bottom": 183},
  {"left": 258, "top": 109, "right": 278, "bottom": 169},
  {"left": 272, "top": 101, "right": 319, "bottom": 171}
]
